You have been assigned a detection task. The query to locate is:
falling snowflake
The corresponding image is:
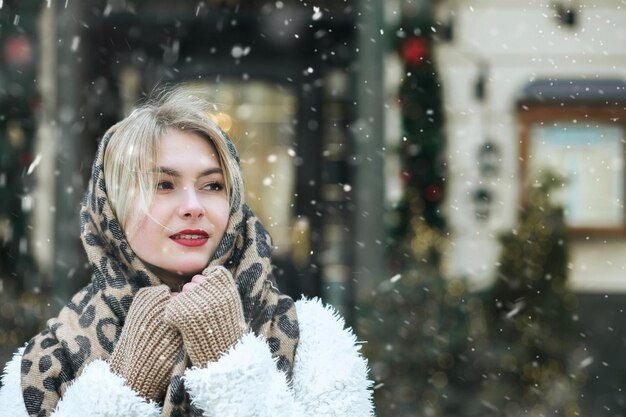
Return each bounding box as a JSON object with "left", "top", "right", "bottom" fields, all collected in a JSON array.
[{"left": 312, "top": 6, "right": 322, "bottom": 21}]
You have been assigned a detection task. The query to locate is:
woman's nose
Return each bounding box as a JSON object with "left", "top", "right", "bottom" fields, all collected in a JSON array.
[{"left": 179, "top": 188, "right": 204, "bottom": 218}]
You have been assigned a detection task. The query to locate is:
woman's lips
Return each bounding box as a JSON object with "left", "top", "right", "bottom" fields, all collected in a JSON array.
[{"left": 170, "top": 230, "right": 209, "bottom": 247}]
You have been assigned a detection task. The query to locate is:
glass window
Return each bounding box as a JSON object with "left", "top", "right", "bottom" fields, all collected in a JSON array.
[
  {"left": 191, "top": 81, "right": 298, "bottom": 256},
  {"left": 528, "top": 122, "right": 625, "bottom": 229}
]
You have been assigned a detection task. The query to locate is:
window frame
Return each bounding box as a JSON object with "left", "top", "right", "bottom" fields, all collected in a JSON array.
[{"left": 518, "top": 105, "right": 626, "bottom": 236}]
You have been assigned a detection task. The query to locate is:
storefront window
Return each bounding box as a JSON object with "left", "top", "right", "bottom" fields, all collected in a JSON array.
[
  {"left": 518, "top": 96, "right": 626, "bottom": 234},
  {"left": 191, "top": 81, "right": 298, "bottom": 256},
  {"left": 528, "top": 122, "right": 625, "bottom": 229}
]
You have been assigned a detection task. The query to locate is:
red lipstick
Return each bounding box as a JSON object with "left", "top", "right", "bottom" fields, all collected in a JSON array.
[{"left": 169, "top": 229, "right": 209, "bottom": 247}]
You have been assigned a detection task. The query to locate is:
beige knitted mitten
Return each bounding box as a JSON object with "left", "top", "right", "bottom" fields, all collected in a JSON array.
[
  {"left": 164, "top": 266, "right": 247, "bottom": 367},
  {"left": 109, "top": 285, "right": 183, "bottom": 401}
]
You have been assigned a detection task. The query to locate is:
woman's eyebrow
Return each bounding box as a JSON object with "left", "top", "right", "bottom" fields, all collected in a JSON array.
[
  {"left": 199, "top": 168, "right": 223, "bottom": 176},
  {"left": 157, "top": 167, "right": 223, "bottom": 177}
]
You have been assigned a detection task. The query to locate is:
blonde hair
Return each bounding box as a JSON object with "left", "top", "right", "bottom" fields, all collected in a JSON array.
[{"left": 103, "top": 86, "right": 243, "bottom": 229}]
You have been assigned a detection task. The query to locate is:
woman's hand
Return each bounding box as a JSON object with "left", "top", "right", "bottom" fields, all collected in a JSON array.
[
  {"left": 163, "top": 266, "right": 247, "bottom": 366},
  {"left": 169, "top": 274, "right": 206, "bottom": 296},
  {"left": 181, "top": 274, "right": 207, "bottom": 292}
]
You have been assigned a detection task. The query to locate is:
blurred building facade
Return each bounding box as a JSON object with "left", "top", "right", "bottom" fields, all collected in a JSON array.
[
  {"left": 429, "top": 0, "right": 626, "bottom": 414},
  {"left": 432, "top": 0, "right": 626, "bottom": 292}
]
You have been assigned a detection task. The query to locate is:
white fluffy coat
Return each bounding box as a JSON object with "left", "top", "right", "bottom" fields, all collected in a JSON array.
[{"left": 0, "top": 298, "right": 374, "bottom": 417}]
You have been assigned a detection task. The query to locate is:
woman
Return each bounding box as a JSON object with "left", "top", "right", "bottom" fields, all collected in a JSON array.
[{"left": 0, "top": 88, "right": 374, "bottom": 417}]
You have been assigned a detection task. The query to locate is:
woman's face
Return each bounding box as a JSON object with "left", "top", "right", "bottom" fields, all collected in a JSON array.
[{"left": 125, "top": 129, "right": 230, "bottom": 286}]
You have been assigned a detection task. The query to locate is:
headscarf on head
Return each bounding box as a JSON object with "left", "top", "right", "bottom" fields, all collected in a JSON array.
[{"left": 20, "top": 126, "right": 299, "bottom": 417}]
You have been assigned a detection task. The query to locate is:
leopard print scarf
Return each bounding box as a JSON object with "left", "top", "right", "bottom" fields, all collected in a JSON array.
[{"left": 20, "top": 129, "right": 299, "bottom": 417}]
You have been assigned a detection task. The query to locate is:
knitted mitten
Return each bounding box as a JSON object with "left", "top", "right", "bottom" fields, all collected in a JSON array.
[
  {"left": 164, "top": 266, "right": 247, "bottom": 367},
  {"left": 109, "top": 285, "right": 183, "bottom": 401}
]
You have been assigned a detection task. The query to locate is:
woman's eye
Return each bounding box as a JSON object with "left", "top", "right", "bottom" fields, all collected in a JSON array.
[
  {"left": 203, "top": 181, "right": 224, "bottom": 192},
  {"left": 156, "top": 181, "right": 174, "bottom": 190}
]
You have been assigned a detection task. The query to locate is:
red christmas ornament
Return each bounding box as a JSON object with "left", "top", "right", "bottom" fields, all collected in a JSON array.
[
  {"left": 424, "top": 184, "right": 441, "bottom": 202},
  {"left": 4, "top": 35, "right": 33, "bottom": 66},
  {"left": 401, "top": 37, "right": 429, "bottom": 66}
]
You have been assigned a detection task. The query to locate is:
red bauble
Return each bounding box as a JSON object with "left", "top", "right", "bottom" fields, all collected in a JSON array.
[
  {"left": 424, "top": 184, "right": 441, "bottom": 202},
  {"left": 4, "top": 35, "right": 33, "bottom": 66},
  {"left": 401, "top": 37, "right": 429, "bottom": 66}
]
